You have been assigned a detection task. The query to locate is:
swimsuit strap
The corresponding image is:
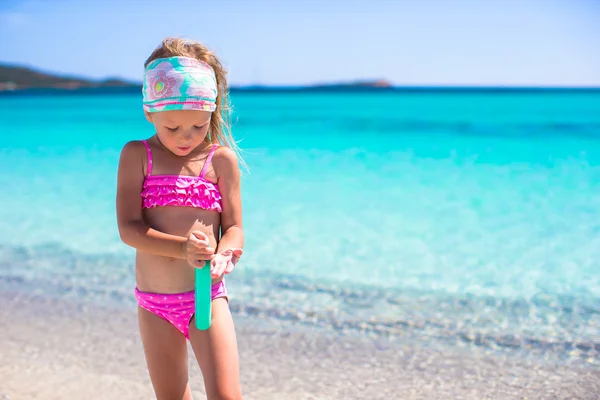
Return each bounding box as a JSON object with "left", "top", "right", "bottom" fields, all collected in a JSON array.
[
  {"left": 141, "top": 140, "right": 153, "bottom": 176},
  {"left": 200, "top": 144, "right": 218, "bottom": 178}
]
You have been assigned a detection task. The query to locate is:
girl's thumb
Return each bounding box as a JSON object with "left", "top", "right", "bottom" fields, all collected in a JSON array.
[
  {"left": 191, "top": 231, "right": 208, "bottom": 241},
  {"left": 231, "top": 248, "right": 243, "bottom": 257}
]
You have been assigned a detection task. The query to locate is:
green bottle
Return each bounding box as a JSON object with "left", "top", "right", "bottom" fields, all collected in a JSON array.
[{"left": 195, "top": 261, "right": 212, "bottom": 330}]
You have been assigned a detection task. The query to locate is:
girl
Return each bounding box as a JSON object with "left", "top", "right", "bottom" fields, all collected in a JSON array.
[{"left": 116, "top": 37, "right": 244, "bottom": 400}]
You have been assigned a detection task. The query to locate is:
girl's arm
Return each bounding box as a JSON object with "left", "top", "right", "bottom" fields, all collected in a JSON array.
[
  {"left": 214, "top": 146, "right": 244, "bottom": 254},
  {"left": 116, "top": 141, "right": 189, "bottom": 259}
]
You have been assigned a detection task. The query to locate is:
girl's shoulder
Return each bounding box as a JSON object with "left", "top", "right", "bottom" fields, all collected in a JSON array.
[
  {"left": 211, "top": 145, "right": 239, "bottom": 167},
  {"left": 211, "top": 146, "right": 241, "bottom": 180},
  {"left": 212, "top": 145, "right": 237, "bottom": 159},
  {"left": 120, "top": 139, "right": 149, "bottom": 153},
  {"left": 118, "top": 140, "right": 152, "bottom": 174}
]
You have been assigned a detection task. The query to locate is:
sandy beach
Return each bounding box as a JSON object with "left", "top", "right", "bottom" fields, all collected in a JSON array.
[
  {"left": 0, "top": 290, "right": 598, "bottom": 400},
  {"left": 3, "top": 1, "right": 600, "bottom": 398}
]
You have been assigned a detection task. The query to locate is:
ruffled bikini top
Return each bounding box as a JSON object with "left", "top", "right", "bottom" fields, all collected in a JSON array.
[{"left": 140, "top": 139, "right": 222, "bottom": 212}]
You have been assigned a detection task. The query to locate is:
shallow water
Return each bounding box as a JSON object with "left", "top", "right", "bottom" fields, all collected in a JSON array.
[{"left": 1, "top": 89, "right": 599, "bottom": 364}]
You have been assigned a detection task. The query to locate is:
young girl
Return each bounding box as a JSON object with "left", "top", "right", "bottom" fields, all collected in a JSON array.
[{"left": 116, "top": 37, "right": 244, "bottom": 400}]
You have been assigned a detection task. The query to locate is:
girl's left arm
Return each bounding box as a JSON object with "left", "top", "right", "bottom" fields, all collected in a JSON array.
[{"left": 214, "top": 146, "right": 244, "bottom": 253}]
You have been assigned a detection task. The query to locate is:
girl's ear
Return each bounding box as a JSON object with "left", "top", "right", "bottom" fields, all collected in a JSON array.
[{"left": 144, "top": 111, "right": 153, "bottom": 123}]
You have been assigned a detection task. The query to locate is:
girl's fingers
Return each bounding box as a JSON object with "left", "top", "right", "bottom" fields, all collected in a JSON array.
[
  {"left": 205, "top": 251, "right": 241, "bottom": 278},
  {"left": 224, "top": 261, "right": 235, "bottom": 274},
  {"left": 194, "top": 247, "right": 214, "bottom": 257},
  {"left": 212, "top": 256, "right": 231, "bottom": 278},
  {"left": 190, "top": 259, "right": 206, "bottom": 269},
  {"left": 231, "top": 249, "right": 243, "bottom": 258},
  {"left": 191, "top": 231, "right": 210, "bottom": 242},
  {"left": 188, "top": 234, "right": 209, "bottom": 248}
]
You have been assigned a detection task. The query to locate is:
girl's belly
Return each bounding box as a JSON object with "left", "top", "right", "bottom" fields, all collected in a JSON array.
[{"left": 135, "top": 207, "right": 221, "bottom": 293}]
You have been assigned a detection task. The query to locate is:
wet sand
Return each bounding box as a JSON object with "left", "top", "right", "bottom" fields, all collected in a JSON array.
[{"left": 0, "top": 291, "right": 598, "bottom": 400}]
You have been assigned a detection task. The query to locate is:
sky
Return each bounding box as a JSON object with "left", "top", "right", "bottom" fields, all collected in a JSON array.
[{"left": 0, "top": 0, "right": 599, "bottom": 87}]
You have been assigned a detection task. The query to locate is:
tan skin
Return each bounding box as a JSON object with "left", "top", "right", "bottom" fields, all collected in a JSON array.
[{"left": 116, "top": 110, "right": 244, "bottom": 400}]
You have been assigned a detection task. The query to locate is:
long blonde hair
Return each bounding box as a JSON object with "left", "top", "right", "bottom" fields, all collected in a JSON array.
[{"left": 145, "top": 37, "right": 245, "bottom": 170}]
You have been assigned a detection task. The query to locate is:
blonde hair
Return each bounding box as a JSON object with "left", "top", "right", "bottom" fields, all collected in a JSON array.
[{"left": 145, "top": 37, "right": 245, "bottom": 170}]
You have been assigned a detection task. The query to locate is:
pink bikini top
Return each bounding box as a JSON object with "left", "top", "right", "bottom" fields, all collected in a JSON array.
[{"left": 140, "top": 140, "right": 222, "bottom": 212}]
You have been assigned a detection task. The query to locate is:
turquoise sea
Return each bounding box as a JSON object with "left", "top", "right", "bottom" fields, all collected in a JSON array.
[{"left": 1, "top": 89, "right": 599, "bottom": 364}]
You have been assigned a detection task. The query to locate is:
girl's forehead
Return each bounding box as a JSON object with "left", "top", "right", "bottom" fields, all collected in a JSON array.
[{"left": 156, "top": 110, "right": 212, "bottom": 124}]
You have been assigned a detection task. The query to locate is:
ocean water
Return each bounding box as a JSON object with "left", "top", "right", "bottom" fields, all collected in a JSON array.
[{"left": 1, "top": 89, "right": 599, "bottom": 364}]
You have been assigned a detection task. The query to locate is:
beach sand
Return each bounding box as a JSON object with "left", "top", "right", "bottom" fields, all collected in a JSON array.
[{"left": 0, "top": 290, "right": 598, "bottom": 400}]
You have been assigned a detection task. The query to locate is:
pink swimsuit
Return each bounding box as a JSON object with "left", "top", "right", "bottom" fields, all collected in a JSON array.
[
  {"left": 135, "top": 139, "right": 227, "bottom": 339},
  {"left": 140, "top": 140, "right": 222, "bottom": 211}
]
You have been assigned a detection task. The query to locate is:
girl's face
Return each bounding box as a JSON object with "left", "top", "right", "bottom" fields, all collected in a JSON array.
[{"left": 145, "top": 110, "right": 212, "bottom": 156}]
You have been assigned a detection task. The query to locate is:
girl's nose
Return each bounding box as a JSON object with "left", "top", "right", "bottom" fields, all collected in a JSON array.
[{"left": 180, "top": 130, "right": 193, "bottom": 142}]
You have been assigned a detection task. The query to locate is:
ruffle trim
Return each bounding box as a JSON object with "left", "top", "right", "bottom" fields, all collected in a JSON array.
[{"left": 141, "top": 176, "right": 222, "bottom": 212}]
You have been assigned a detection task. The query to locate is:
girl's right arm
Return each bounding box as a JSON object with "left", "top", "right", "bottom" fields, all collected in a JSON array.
[{"left": 116, "top": 141, "right": 210, "bottom": 260}]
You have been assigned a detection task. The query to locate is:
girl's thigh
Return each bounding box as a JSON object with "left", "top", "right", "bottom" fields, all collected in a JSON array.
[
  {"left": 138, "top": 306, "right": 193, "bottom": 400},
  {"left": 188, "top": 298, "right": 242, "bottom": 400}
]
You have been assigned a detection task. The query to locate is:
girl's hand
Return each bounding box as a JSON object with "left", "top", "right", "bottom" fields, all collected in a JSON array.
[
  {"left": 210, "top": 248, "right": 243, "bottom": 279},
  {"left": 184, "top": 231, "right": 215, "bottom": 268}
]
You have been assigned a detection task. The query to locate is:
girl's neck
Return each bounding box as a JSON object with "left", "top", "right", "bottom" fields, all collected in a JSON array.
[{"left": 152, "top": 135, "right": 213, "bottom": 160}]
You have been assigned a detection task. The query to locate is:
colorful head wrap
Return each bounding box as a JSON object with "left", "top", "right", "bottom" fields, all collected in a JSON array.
[{"left": 142, "top": 56, "right": 217, "bottom": 113}]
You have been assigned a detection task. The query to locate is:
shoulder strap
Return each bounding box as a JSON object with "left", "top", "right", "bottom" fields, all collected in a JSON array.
[
  {"left": 199, "top": 144, "right": 218, "bottom": 178},
  {"left": 141, "top": 140, "right": 153, "bottom": 176}
]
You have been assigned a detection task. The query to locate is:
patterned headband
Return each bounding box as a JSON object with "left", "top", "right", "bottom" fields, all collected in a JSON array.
[{"left": 142, "top": 56, "right": 217, "bottom": 113}]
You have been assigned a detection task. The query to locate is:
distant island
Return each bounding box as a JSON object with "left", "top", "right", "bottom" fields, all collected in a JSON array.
[
  {"left": 3, "top": 63, "right": 596, "bottom": 93},
  {"left": 0, "top": 64, "right": 139, "bottom": 91},
  {"left": 0, "top": 63, "right": 393, "bottom": 92}
]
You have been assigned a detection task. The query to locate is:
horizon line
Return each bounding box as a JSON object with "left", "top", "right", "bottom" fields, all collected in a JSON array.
[{"left": 2, "top": 62, "right": 600, "bottom": 91}]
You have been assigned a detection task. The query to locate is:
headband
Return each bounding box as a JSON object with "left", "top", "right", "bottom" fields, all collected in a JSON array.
[{"left": 142, "top": 56, "right": 217, "bottom": 113}]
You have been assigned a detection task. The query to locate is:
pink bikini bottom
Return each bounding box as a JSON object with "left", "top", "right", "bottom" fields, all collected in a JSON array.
[{"left": 134, "top": 280, "right": 228, "bottom": 339}]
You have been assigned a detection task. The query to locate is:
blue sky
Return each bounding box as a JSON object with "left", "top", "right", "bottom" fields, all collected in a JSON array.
[{"left": 1, "top": 0, "right": 599, "bottom": 87}]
